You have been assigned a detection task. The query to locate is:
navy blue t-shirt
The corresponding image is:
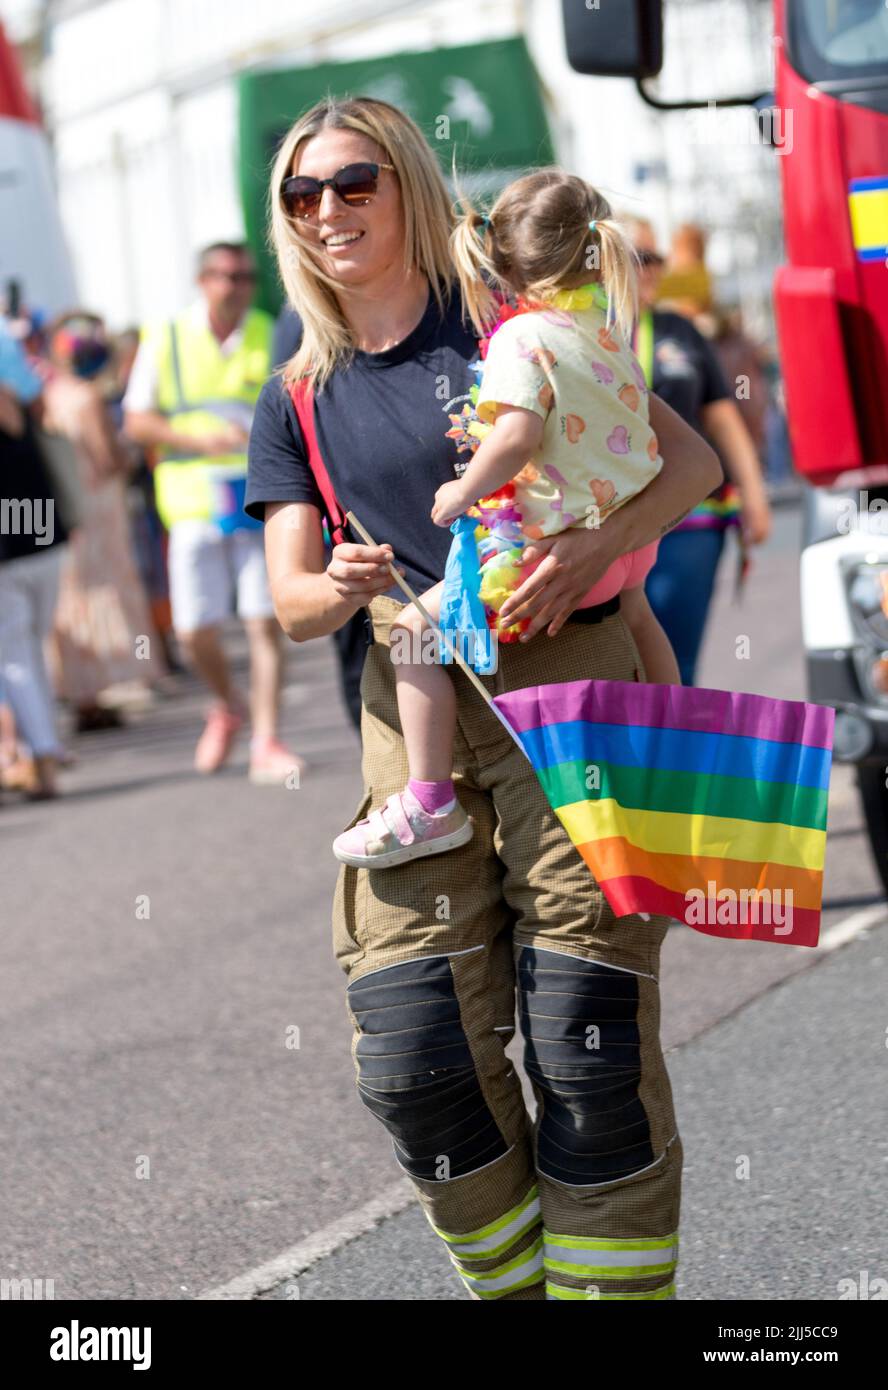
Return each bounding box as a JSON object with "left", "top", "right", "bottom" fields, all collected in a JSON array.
[
  {"left": 245, "top": 283, "right": 482, "bottom": 597},
  {"left": 650, "top": 310, "right": 730, "bottom": 436}
]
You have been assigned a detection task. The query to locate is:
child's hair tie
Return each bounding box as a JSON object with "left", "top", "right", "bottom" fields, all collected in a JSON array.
[
  {"left": 588, "top": 219, "right": 598, "bottom": 232},
  {"left": 477, "top": 214, "right": 491, "bottom": 236}
]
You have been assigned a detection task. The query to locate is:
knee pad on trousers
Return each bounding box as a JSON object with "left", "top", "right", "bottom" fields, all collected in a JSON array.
[
  {"left": 347, "top": 955, "right": 509, "bottom": 1182},
  {"left": 519, "top": 946, "right": 654, "bottom": 1185}
]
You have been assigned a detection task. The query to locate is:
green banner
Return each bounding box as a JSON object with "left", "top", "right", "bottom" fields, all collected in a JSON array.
[{"left": 238, "top": 36, "right": 555, "bottom": 314}]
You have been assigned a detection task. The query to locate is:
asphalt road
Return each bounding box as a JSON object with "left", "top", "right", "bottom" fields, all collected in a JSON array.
[{"left": 2, "top": 500, "right": 886, "bottom": 1301}]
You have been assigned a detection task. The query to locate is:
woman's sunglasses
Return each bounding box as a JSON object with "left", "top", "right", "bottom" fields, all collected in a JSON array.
[
  {"left": 636, "top": 250, "right": 666, "bottom": 268},
  {"left": 280, "top": 161, "right": 395, "bottom": 220}
]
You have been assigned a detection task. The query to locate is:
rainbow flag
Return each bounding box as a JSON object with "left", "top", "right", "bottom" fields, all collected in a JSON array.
[{"left": 492, "top": 680, "right": 834, "bottom": 948}]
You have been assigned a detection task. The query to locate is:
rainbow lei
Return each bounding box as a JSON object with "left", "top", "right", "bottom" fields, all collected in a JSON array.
[
  {"left": 447, "top": 294, "right": 538, "bottom": 644},
  {"left": 468, "top": 482, "right": 529, "bottom": 643}
]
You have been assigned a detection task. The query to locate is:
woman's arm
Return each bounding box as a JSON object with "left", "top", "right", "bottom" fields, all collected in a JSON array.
[
  {"left": 264, "top": 500, "right": 400, "bottom": 642},
  {"left": 498, "top": 391, "right": 722, "bottom": 638},
  {"left": 701, "top": 398, "right": 772, "bottom": 545}
]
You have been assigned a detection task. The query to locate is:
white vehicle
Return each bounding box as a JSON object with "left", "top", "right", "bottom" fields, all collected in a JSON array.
[{"left": 0, "top": 19, "right": 77, "bottom": 316}]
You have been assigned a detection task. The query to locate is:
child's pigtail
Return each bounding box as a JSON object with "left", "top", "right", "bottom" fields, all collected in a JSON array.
[
  {"left": 593, "top": 216, "right": 640, "bottom": 338},
  {"left": 450, "top": 183, "right": 499, "bottom": 337}
]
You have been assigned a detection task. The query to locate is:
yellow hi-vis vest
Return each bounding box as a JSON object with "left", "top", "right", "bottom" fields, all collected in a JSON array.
[{"left": 148, "top": 304, "right": 273, "bottom": 530}]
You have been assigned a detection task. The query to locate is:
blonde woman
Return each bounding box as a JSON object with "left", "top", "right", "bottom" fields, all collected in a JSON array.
[{"left": 245, "top": 97, "right": 721, "bottom": 1302}]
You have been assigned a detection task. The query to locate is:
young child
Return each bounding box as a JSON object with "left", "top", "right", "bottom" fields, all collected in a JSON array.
[{"left": 333, "top": 170, "right": 680, "bottom": 869}]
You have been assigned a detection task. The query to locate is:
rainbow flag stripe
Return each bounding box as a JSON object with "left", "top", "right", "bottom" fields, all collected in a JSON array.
[
  {"left": 676, "top": 483, "right": 742, "bottom": 532},
  {"left": 493, "top": 680, "right": 835, "bottom": 949}
]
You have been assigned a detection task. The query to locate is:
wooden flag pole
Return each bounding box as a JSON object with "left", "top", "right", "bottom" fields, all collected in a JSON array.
[{"left": 345, "top": 510, "right": 529, "bottom": 756}]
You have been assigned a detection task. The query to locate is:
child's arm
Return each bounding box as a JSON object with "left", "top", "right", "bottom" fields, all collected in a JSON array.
[
  {"left": 620, "top": 586, "right": 681, "bottom": 685},
  {"left": 431, "top": 405, "right": 544, "bottom": 527}
]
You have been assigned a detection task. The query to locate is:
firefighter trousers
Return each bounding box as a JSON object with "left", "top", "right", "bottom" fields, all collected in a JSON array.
[{"left": 331, "top": 596, "right": 683, "bottom": 1300}]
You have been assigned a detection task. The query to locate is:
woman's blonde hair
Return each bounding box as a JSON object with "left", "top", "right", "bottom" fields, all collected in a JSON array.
[
  {"left": 269, "top": 96, "right": 455, "bottom": 391},
  {"left": 450, "top": 169, "right": 639, "bottom": 339}
]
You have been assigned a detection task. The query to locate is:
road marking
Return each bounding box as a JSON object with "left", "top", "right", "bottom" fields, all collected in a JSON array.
[
  {"left": 819, "top": 903, "right": 887, "bottom": 952},
  {"left": 197, "top": 1180, "right": 417, "bottom": 1299},
  {"left": 198, "top": 904, "right": 886, "bottom": 1300}
]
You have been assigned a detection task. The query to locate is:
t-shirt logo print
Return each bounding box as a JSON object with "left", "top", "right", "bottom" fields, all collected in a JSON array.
[{"left": 443, "top": 356, "right": 486, "bottom": 477}]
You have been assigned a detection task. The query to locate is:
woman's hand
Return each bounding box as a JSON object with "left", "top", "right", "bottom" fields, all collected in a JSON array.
[
  {"left": 431, "top": 480, "right": 470, "bottom": 527},
  {"left": 326, "top": 540, "right": 402, "bottom": 604},
  {"left": 265, "top": 502, "right": 399, "bottom": 642},
  {"left": 740, "top": 486, "right": 772, "bottom": 546},
  {"left": 499, "top": 525, "right": 621, "bottom": 639}
]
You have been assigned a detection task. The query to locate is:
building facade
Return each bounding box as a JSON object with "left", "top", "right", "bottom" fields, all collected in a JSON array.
[{"left": 5, "top": 0, "right": 780, "bottom": 338}]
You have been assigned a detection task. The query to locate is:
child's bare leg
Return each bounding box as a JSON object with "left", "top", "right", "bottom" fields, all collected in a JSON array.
[
  {"left": 621, "top": 586, "right": 681, "bottom": 685},
  {"left": 390, "top": 582, "right": 457, "bottom": 786}
]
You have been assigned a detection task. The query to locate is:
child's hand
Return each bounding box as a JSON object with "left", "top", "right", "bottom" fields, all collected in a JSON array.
[{"left": 431, "top": 480, "right": 471, "bottom": 527}]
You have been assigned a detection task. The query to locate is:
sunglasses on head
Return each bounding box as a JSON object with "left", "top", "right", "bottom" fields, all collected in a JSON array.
[{"left": 280, "top": 161, "right": 395, "bottom": 220}]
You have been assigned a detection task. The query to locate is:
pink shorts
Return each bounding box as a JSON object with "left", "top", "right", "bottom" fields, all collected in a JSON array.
[{"left": 523, "top": 539, "right": 659, "bottom": 609}]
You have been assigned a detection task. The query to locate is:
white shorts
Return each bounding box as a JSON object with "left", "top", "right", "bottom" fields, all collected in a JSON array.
[{"left": 167, "top": 521, "right": 274, "bottom": 632}]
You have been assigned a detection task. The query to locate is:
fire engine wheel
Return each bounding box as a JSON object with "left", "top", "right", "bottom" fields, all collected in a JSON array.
[{"left": 857, "top": 765, "right": 888, "bottom": 899}]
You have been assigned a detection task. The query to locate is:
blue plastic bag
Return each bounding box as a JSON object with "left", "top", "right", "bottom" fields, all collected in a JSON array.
[{"left": 437, "top": 515, "right": 497, "bottom": 675}]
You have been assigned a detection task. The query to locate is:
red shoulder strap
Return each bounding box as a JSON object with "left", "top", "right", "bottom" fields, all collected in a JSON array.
[{"left": 287, "top": 378, "right": 348, "bottom": 546}]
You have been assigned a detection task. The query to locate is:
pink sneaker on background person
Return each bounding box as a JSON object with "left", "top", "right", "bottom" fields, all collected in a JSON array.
[
  {"left": 193, "top": 702, "right": 244, "bottom": 774},
  {"left": 333, "top": 786, "right": 473, "bottom": 869},
  {"left": 249, "top": 736, "right": 305, "bottom": 786}
]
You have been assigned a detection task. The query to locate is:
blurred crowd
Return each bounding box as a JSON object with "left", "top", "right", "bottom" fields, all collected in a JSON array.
[
  {"left": 1, "top": 241, "right": 302, "bottom": 804},
  {"left": 0, "top": 304, "right": 175, "bottom": 800},
  {"left": 0, "top": 217, "right": 793, "bottom": 804},
  {"left": 647, "top": 220, "right": 793, "bottom": 494}
]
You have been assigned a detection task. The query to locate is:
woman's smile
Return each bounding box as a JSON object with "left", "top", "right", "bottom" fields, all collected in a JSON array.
[{"left": 321, "top": 227, "right": 366, "bottom": 258}]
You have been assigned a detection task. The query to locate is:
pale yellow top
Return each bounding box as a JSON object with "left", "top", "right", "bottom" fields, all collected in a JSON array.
[{"left": 474, "top": 295, "right": 663, "bottom": 539}]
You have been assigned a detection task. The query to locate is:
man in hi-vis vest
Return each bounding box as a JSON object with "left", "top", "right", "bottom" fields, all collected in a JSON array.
[{"left": 125, "top": 242, "right": 303, "bottom": 781}]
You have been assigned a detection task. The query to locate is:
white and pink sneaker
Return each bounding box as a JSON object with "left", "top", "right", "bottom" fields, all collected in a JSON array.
[{"left": 333, "top": 787, "right": 473, "bottom": 869}]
